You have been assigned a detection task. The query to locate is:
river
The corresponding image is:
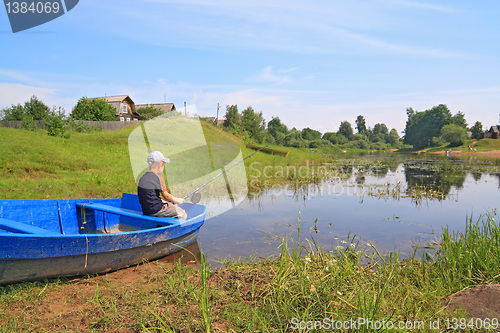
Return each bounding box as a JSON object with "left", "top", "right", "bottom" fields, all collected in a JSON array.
[{"left": 197, "top": 154, "right": 500, "bottom": 265}]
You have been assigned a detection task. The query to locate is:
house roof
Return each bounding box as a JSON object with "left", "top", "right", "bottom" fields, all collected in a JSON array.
[
  {"left": 136, "top": 103, "right": 176, "bottom": 110},
  {"left": 89, "top": 95, "right": 138, "bottom": 117},
  {"left": 490, "top": 126, "right": 499, "bottom": 133},
  {"left": 92, "top": 95, "right": 133, "bottom": 103}
]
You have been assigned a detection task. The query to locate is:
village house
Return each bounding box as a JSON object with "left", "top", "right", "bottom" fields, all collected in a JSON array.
[
  {"left": 92, "top": 95, "right": 140, "bottom": 121},
  {"left": 135, "top": 103, "right": 176, "bottom": 114},
  {"left": 484, "top": 126, "right": 499, "bottom": 139},
  {"left": 92, "top": 96, "right": 176, "bottom": 121}
]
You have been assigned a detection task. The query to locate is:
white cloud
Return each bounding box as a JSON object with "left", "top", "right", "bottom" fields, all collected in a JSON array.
[
  {"left": 247, "top": 66, "right": 297, "bottom": 85},
  {"left": 86, "top": 0, "right": 465, "bottom": 58},
  {"left": 0, "top": 83, "right": 59, "bottom": 108}
]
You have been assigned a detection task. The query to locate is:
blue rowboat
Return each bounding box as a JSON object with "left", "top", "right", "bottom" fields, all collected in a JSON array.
[{"left": 0, "top": 193, "right": 206, "bottom": 285}]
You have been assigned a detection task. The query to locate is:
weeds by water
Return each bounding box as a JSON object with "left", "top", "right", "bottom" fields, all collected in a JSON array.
[
  {"left": 432, "top": 213, "right": 500, "bottom": 289},
  {"left": 1, "top": 213, "right": 499, "bottom": 331}
]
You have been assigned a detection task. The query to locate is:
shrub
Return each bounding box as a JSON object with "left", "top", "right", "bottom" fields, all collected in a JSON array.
[
  {"left": 309, "top": 139, "right": 333, "bottom": 148},
  {"left": 440, "top": 124, "right": 468, "bottom": 147},
  {"left": 19, "top": 117, "right": 39, "bottom": 131},
  {"left": 47, "top": 116, "right": 69, "bottom": 138},
  {"left": 430, "top": 136, "right": 445, "bottom": 147},
  {"left": 136, "top": 106, "right": 163, "bottom": 120},
  {"left": 287, "top": 139, "right": 308, "bottom": 148},
  {"left": 71, "top": 97, "right": 117, "bottom": 121}
]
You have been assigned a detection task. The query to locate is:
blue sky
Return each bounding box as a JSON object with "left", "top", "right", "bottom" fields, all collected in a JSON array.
[{"left": 1, "top": 0, "right": 499, "bottom": 134}]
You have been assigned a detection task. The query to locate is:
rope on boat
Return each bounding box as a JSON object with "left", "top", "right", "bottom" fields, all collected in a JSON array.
[{"left": 85, "top": 234, "right": 89, "bottom": 268}]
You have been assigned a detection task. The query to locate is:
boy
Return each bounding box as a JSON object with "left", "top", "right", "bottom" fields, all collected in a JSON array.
[{"left": 137, "top": 151, "right": 187, "bottom": 219}]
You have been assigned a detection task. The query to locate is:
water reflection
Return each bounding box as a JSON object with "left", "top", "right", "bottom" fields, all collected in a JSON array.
[
  {"left": 198, "top": 155, "right": 500, "bottom": 266},
  {"left": 404, "top": 160, "right": 467, "bottom": 197}
]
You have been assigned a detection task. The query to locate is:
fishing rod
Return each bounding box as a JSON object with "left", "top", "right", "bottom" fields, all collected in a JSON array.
[{"left": 183, "top": 130, "right": 298, "bottom": 204}]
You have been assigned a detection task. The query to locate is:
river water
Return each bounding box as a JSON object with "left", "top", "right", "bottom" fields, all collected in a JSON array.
[{"left": 196, "top": 154, "right": 500, "bottom": 264}]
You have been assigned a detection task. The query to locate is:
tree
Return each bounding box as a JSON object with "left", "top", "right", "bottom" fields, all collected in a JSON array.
[
  {"left": 284, "top": 127, "right": 303, "bottom": 146},
  {"left": 24, "top": 95, "right": 51, "bottom": 121},
  {"left": 389, "top": 128, "right": 400, "bottom": 146},
  {"left": 372, "top": 123, "right": 389, "bottom": 143},
  {"left": 338, "top": 121, "right": 353, "bottom": 140},
  {"left": 70, "top": 97, "right": 117, "bottom": 121},
  {"left": 301, "top": 127, "right": 322, "bottom": 141},
  {"left": 223, "top": 104, "right": 241, "bottom": 130},
  {"left": 241, "top": 106, "right": 266, "bottom": 143},
  {"left": 1, "top": 104, "right": 25, "bottom": 121},
  {"left": 355, "top": 115, "right": 367, "bottom": 134},
  {"left": 267, "top": 116, "right": 288, "bottom": 140},
  {"left": 470, "top": 121, "right": 483, "bottom": 139},
  {"left": 137, "top": 106, "right": 163, "bottom": 120},
  {"left": 441, "top": 124, "right": 468, "bottom": 147},
  {"left": 1, "top": 95, "right": 51, "bottom": 121},
  {"left": 452, "top": 111, "right": 468, "bottom": 128},
  {"left": 47, "top": 107, "right": 69, "bottom": 138},
  {"left": 323, "top": 132, "right": 348, "bottom": 145},
  {"left": 403, "top": 104, "right": 453, "bottom": 149}
]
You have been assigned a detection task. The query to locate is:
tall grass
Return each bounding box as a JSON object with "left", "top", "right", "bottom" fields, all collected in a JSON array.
[
  {"left": 198, "top": 249, "right": 212, "bottom": 332},
  {"left": 432, "top": 213, "right": 500, "bottom": 289}
]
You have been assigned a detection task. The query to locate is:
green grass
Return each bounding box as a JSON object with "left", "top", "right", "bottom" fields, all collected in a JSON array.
[
  {"left": 0, "top": 122, "right": 248, "bottom": 199},
  {"left": 433, "top": 212, "right": 500, "bottom": 289},
  {"left": 1, "top": 213, "right": 499, "bottom": 331},
  {"left": 0, "top": 123, "right": 339, "bottom": 199},
  {"left": 0, "top": 126, "right": 137, "bottom": 199},
  {"left": 471, "top": 138, "right": 500, "bottom": 152},
  {"left": 421, "top": 138, "right": 500, "bottom": 153}
]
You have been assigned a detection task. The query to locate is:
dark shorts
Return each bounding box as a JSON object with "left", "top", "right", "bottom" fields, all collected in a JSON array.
[{"left": 152, "top": 202, "right": 187, "bottom": 220}]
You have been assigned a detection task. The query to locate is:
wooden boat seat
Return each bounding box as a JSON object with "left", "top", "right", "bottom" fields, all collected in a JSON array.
[
  {"left": 0, "top": 218, "right": 58, "bottom": 235},
  {"left": 75, "top": 203, "right": 179, "bottom": 226}
]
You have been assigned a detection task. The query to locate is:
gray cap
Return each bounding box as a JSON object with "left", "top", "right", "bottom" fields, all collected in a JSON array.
[{"left": 147, "top": 151, "right": 170, "bottom": 166}]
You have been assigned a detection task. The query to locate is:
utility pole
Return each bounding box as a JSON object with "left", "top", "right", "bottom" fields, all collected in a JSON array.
[
  {"left": 184, "top": 102, "right": 187, "bottom": 116},
  {"left": 215, "top": 103, "right": 220, "bottom": 125}
]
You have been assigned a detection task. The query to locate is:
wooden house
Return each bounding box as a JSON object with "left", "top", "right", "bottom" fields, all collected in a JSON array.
[
  {"left": 135, "top": 103, "right": 176, "bottom": 114},
  {"left": 93, "top": 95, "right": 140, "bottom": 121},
  {"left": 484, "top": 126, "right": 499, "bottom": 139}
]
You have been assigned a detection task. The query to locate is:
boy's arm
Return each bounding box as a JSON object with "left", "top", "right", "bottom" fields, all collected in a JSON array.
[
  {"left": 159, "top": 176, "right": 184, "bottom": 205},
  {"left": 160, "top": 190, "right": 184, "bottom": 205}
]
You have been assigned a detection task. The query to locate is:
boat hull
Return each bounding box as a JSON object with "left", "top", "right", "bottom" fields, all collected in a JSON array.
[
  {"left": 0, "top": 194, "right": 206, "bottom": 284},
  {"left": 0, "top": 230, "right": 198, "bottom": 284}
]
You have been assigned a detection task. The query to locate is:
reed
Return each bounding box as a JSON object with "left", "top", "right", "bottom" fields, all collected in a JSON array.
[
  {"left": 198, "top": 249, "right": 213, "bottom": 333},
  {"left": 431, "top": 213, "right": 500, "bottom": 290}
]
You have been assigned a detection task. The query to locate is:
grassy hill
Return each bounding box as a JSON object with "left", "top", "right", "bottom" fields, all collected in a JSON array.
[
  {"left": 420, "top": 138, "right": 500, "bottom": 153},
  {"left": 0, "top": 122, "right": 247, "bottom": 200},
  {"left": 1, "top": 121, "right": 375, "bottom": 200},
  {"left": 1, "top": 126, "right": 136, "bottom": 199}
]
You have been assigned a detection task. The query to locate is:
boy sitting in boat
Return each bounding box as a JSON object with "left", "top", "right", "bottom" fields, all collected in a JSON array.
[{"left": 138, "top": 151, "right": 187, "bottom": 219}]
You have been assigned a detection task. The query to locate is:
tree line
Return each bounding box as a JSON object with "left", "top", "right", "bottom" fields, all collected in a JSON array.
[
  {"left": 222, "top": 105, "right": 403, "bottom": 150},
  {"left": 403, "top": 104, "right": 484, "bottom": 149},
  {"left": 221, "top": 103, "right": 488, "bottom": 150},
  {"left": 0, "top": 96, "right": 164, "bottom": 137},
  {"left": 1, "top": 96, "right": 489, "bottom": 149}
]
